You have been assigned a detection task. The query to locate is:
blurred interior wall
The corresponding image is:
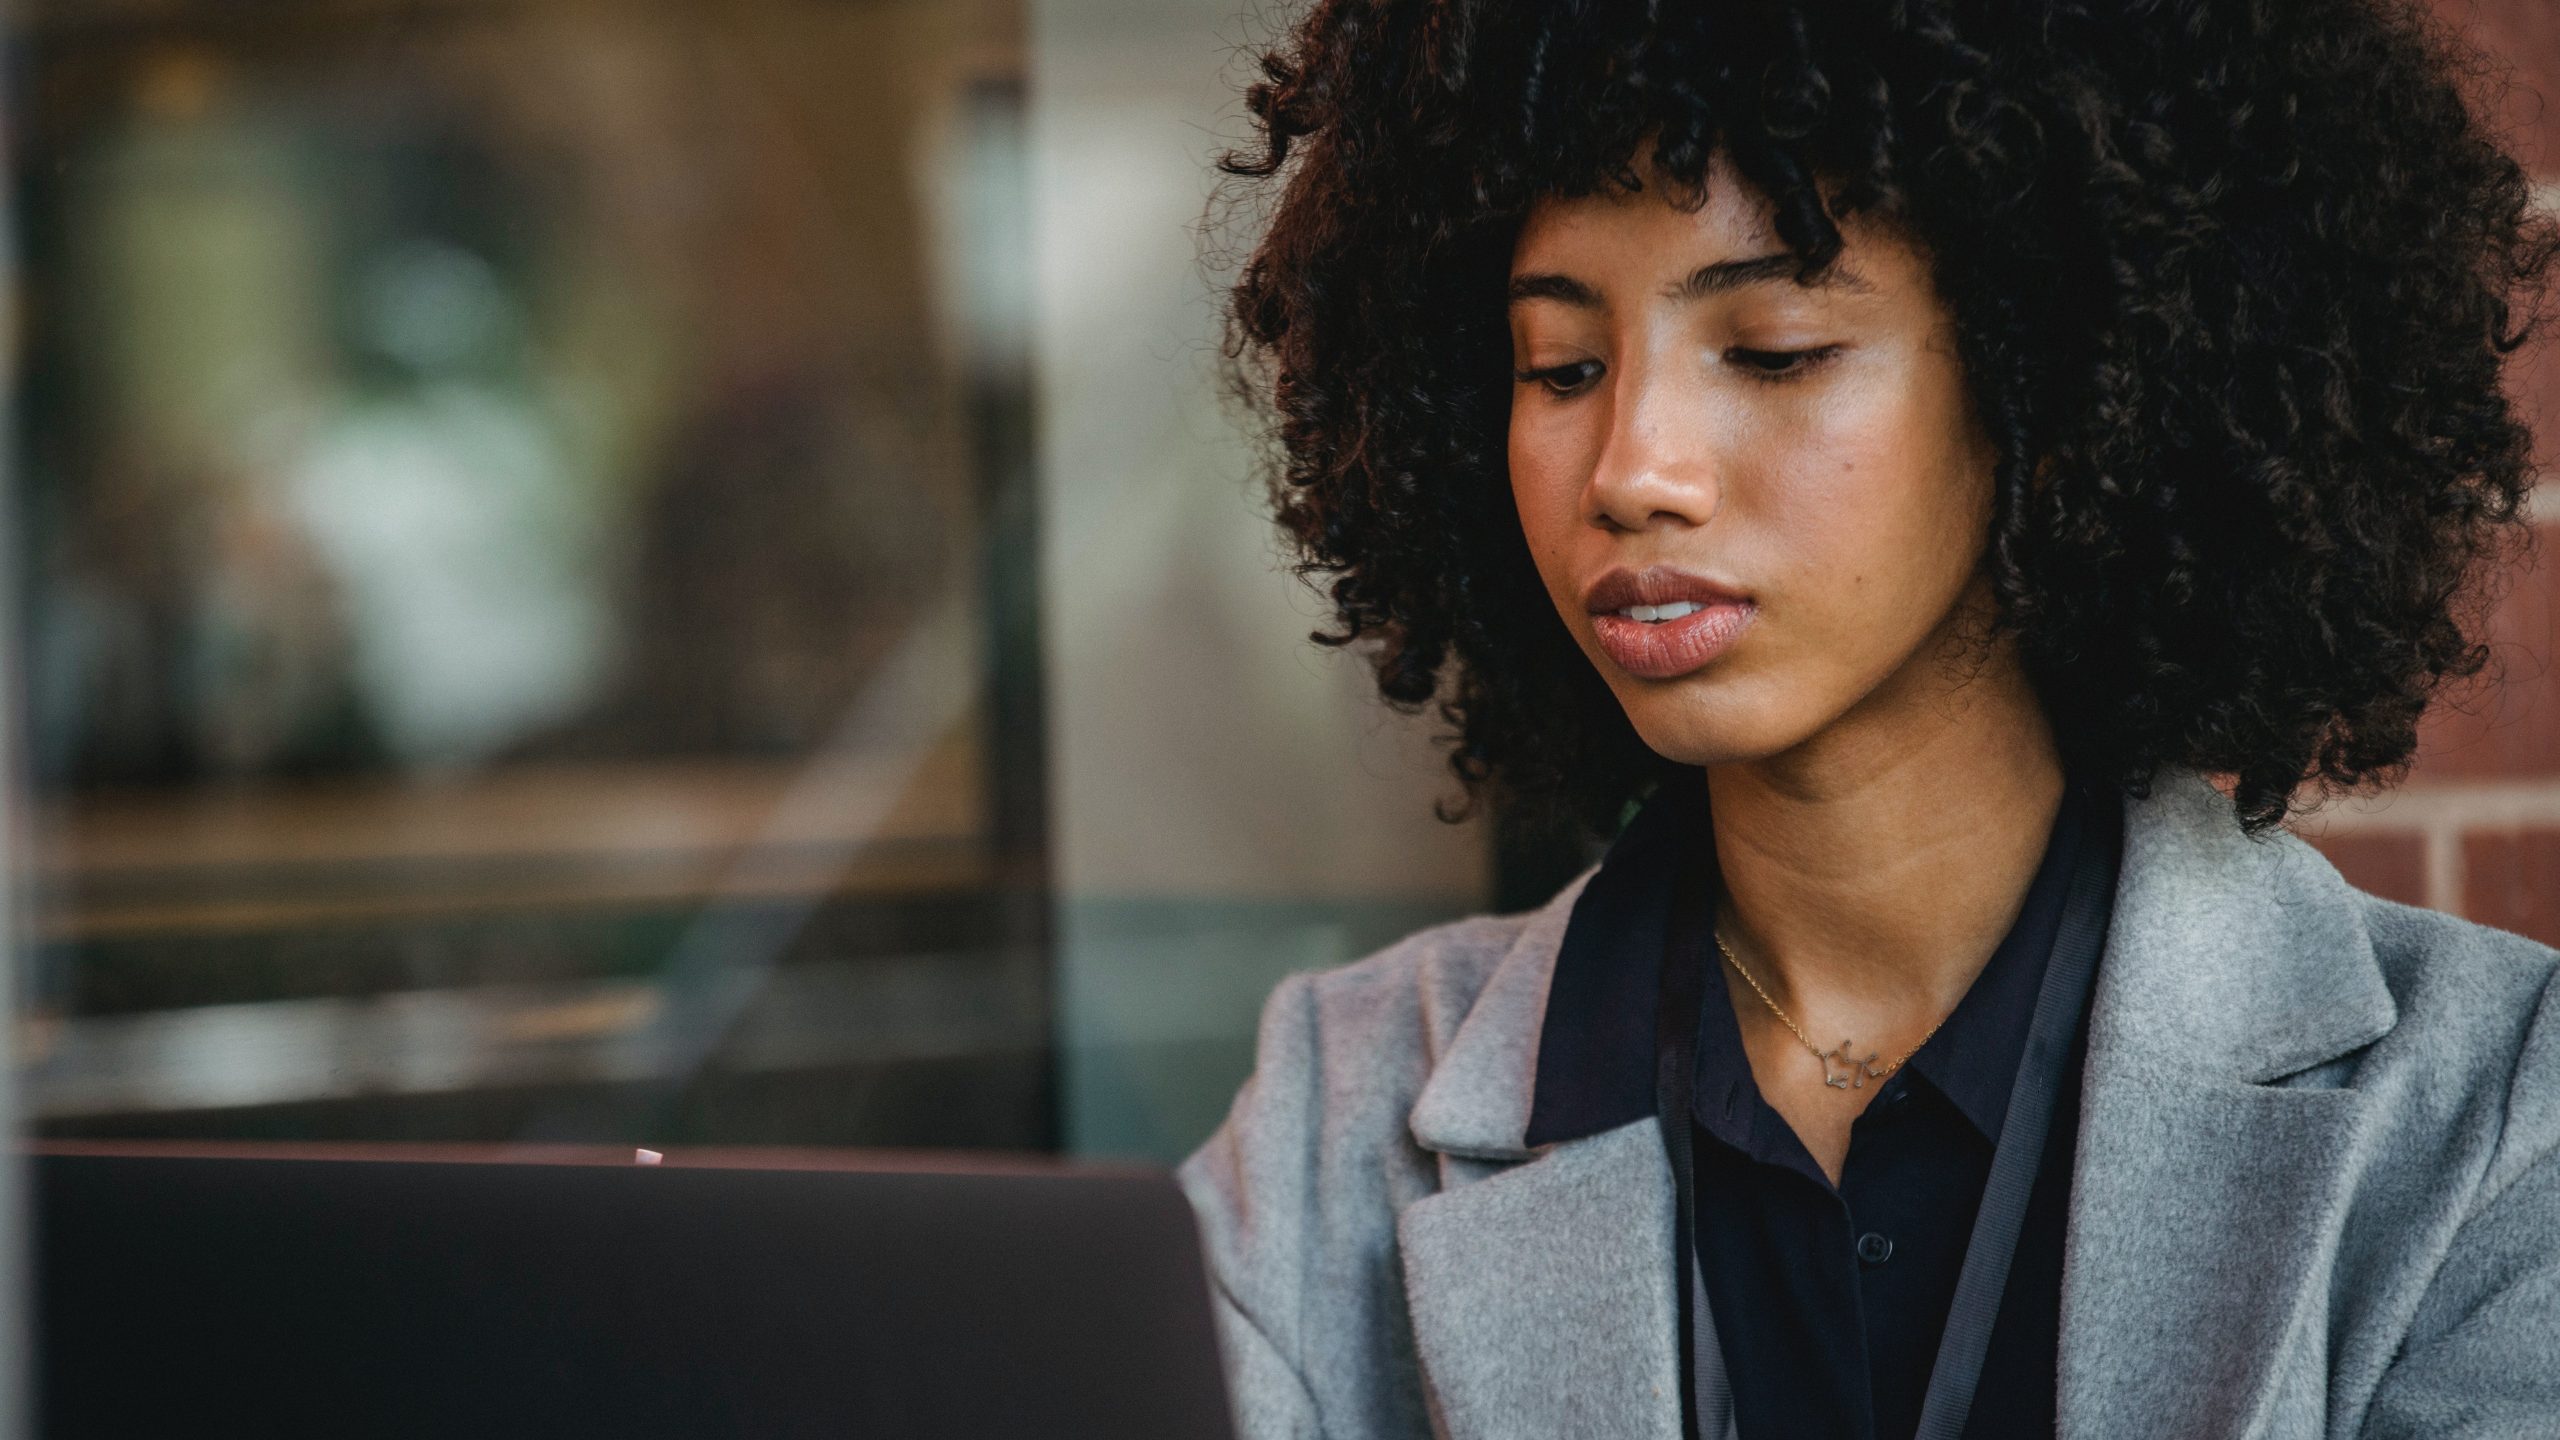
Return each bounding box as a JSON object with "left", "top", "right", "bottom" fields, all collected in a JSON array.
[{"left": 1030, "top": 0, "right": 1491, "bottom": 1162}]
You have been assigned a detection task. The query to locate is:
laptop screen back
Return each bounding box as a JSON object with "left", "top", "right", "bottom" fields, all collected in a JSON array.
[{"left": 35, "top": 1146, "right": 1237, "bottom": 1440}]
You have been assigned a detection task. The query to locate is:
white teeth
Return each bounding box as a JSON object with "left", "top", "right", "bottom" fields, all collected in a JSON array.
[{"left": 1617, "top": 601, "right": 1705, "bottom": 623}]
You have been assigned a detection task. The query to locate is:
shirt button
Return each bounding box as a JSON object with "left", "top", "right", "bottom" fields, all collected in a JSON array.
[{"left": 1856, "top": 1231, "right": 1895, "bottom": 1266}]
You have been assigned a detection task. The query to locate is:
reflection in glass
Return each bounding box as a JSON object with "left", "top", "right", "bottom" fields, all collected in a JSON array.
[{"left": 15, "top": 0, "right": 1049, "bottom": 1147}]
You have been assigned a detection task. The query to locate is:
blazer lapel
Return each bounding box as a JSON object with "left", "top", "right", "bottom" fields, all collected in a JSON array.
[
  {"left": 2058, "top": 770, "right": 2396, "bottom": 1439},
  {"left": 1397, "top": 1121, "right": 1685, "bottom": 1440},
  {"left": 1397, "top": 876, "right": 1684, "bottom": 1440}
]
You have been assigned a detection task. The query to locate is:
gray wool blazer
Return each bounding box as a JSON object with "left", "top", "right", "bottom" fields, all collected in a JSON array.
[{"left": 1176, "top": 767, "right": 2560, "bottom": 1439}]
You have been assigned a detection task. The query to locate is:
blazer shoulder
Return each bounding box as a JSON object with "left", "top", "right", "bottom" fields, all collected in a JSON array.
[
  {"left": 2357, "top": 892, "right": 2560, "bottom": 1058},
  {"left": 2344, "top": 895, "right": 2560, "bottom": 1407},
  {"left": 2345, "top": 892, "right": 2560, "bottom": 1192},
  {"left": 1299, "top": 901, "right": 1555, "bottom": 1055},
  {"left": 1306, "top": 905, "right": 1537, "bottom": 1016},
  {"left": 1180, "top": 870, "right": 1592, "bottom": 1200},
  {"left": 1227, "top": 878, "right": 1583, "bottom": 1136}
]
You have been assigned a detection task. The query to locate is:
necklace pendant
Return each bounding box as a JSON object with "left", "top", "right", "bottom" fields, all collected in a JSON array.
[{"left": 1817, "top": 1041, "right": 1881, "bottom": 1090}]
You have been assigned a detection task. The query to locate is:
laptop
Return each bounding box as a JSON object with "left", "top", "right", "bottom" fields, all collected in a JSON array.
[{"left": 33, "top": 1142, "right": 1239, "bottom": 1439}]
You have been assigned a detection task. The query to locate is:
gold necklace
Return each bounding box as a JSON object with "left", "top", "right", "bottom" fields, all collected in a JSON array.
[{"left": 1712, "top": 929, "right": 1954, "bottom": 1092}]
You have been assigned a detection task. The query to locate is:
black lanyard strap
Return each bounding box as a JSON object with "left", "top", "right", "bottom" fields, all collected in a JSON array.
[
  {"left": 1653, "top": 868, "right": 1737, "bottom": 1440},
  {"left": 1909, "top": 833, "right": 2112, "bottom": 1439},
  {"left": 1653, "top": 812, "right": 2113, "bottom": 1440}
]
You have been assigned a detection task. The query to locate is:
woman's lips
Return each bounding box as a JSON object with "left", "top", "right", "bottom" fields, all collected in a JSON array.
[{"left": 1590, "top": 601, "right": 1755, "bottom": 680}]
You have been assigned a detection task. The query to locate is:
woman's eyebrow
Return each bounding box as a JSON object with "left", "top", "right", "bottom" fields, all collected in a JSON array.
[
  {"left": 1670, "top": 251, "right": 1874, "bottom": 300},
  {"left": 1507, "top": 272, "right": 1603, "bottom": 309},
  {"left": 1507, "top": 252, "right": 1874, "bottom": 310}
]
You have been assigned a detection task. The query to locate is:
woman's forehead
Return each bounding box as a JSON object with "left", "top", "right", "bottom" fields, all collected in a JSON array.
[{"left": 1508, "top": 176, "right": 1917, "bottom": 313}]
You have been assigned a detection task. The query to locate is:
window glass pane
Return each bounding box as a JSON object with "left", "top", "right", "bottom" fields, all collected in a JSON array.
[
  {"left": 17, "top": 0, "right": 1055, "bottom": 1148},
  {"left": 11, "top": 0, "right": 1497, "bottom": 1167},
  {"left": 1029, "top": 0, "right": 1493, "bottom": 1161}
]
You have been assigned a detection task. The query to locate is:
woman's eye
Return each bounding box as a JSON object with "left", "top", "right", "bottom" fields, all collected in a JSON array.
[
  {"left": 1512, "top": 360, "right": 1602, "bottom": 396},
  {"left": 1727, "top": 345, "right": 1843, "bottom": 379}
]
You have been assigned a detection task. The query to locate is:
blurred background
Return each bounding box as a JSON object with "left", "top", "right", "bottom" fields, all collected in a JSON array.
[
  {"left": 3, "top": 0, "right": 1490, "bottom": 1172},
  {"left": 0, "top": 0, "right": 2550, "bottom": 1182}
]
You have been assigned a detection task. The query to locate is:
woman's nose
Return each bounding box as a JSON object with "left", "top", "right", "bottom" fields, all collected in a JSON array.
[{"left": 1582, "top": 368, "right": 1721, "bottom": 534}]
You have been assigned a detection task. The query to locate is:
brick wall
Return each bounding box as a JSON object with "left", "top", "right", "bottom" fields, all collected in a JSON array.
[{"left": 2295, "top": 0, "right": 2560, "bottom": 942}]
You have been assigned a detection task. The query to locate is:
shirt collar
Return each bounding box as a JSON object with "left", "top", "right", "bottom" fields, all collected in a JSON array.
[
  {"left": 1895, "top": 782, "right": 2097, "bottom": 1139},
  {"left": 1524, "top": 770, "right": 2116, "bottom": 1150},
  {"left": 1520, "top": 771, "right": 1699, "bottom": 1148}
]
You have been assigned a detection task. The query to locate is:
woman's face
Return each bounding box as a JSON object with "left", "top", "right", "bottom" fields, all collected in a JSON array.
[{"left": 1506, "top": 149, "right": 2003, "bottom": 769}]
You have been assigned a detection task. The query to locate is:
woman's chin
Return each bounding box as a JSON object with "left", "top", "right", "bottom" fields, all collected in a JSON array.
[{"left": 1616, "top": 698, "right": 1827, "bottom": 772}]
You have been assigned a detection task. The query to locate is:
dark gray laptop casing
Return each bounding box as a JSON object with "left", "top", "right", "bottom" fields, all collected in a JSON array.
[{"left": 36, "top": 1145, "right": 1238, "bottom": 1440}]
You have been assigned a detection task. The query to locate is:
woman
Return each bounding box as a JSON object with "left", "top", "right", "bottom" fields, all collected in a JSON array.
[{"left": 1180, "top": 1, "right": 2560, "bottom": 1437}]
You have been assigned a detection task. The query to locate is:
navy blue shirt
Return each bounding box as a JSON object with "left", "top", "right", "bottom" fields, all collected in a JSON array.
[{"left": 1524, "top": 772, "right": 2123, "bottom": 1439}]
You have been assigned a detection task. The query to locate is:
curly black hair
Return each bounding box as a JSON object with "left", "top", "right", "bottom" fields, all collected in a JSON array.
[{"left": 1216, "top": 0, "right": 2560, "bottom": 837}]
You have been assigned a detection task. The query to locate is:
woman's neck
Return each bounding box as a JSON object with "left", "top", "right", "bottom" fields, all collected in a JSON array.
[{"left": 1701, "top": 638, "right": 2065, "bottom": 1023}]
